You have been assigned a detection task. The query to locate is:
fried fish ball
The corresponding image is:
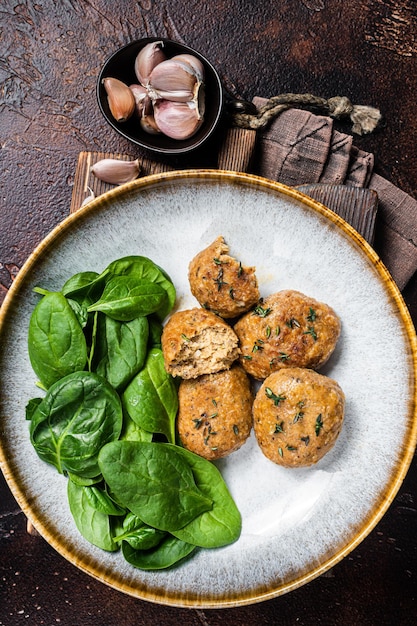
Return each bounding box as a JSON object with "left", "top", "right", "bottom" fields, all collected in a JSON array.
[
  {"left": 177, "top": 364, "right": 253, "bottom": 460},
  {"left": 188, "top": 236, "right": 259, "bottom": 318},
  {"left": 253, "top": 368, "right": 345, "bottom": 467},
  {"left": 234, "top": 290, "right": 341, "bottom": 379},
  {"left": 161, "top": 307, "right": 240, "bottom": 379}
]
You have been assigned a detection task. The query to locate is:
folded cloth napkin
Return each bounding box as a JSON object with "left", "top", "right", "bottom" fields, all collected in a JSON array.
[{"left": 250, "top": 97, "right": 417, "bottom": 291}]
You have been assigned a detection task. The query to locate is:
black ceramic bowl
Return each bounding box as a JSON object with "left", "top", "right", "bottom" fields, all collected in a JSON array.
[{"left": 97, "top": 38, "right": 224, "bottom": 155}]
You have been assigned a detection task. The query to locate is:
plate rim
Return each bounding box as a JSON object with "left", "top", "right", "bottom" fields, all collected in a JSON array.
[{"left": 1, "top": 169, "right": 417, "bottom": 608}]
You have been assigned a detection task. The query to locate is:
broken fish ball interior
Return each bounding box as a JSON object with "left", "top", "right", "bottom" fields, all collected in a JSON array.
[
  {"left": 177, "top": 364, "right": 253, "bottom": 460},
  {"left": 253, "top": 367, "right": 345, "bottom": 467},
  {"left": 161, "top": 307, "right": 240, "bottom": 379},
  {"left": 188, "top": 236, "right": 259, "bottom": 319}
]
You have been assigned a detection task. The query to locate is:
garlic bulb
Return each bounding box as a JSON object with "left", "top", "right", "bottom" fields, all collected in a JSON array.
[
  {"left": 134, "top": 41, "right": 166, "bottom": 86},
  {"left": 102, "top": 77, "right": 135, "bottom": 123},
  {"left": 148, "top": 58, "right": 202, "bottom": 103},
  {"left": 91, "top": 158, "right": 140, "bottom": 185},
  {"left": 153, "top": 100, "right": 202, "bottom": 140}
]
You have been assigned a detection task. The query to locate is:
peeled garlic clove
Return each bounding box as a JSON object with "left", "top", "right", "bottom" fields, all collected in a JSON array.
[
  {"left": 135, "top": 41, "right": 166, "bottom": 86},
  {"left": 153, "top": 100, "right": 202, "bottom": 140},
  {"left": 102, "top": 77, "right": 135, "bottom": 122},
  {"left": 91, "top": 158, "right": 140, "bottom": 185},
  {"left": 148, "top": 59, "right": 200, "bottom": 102},
  {"left": 171, "top": 54, "right": 205, "bottom": 82}
]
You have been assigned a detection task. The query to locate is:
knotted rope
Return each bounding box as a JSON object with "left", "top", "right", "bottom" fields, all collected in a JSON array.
[{"left": 231, "top": 94, "right": 382, "bottom": 135}]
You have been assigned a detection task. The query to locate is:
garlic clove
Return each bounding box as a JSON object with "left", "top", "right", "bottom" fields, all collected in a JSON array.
[
  {"left": 81, "top": 186, "right": 95, "bottom": 207},
  {"left": 140, "top": 112, "right": 161, "bottom": 135},
  {"left": 102, "top": 77, "right": 135, "bottom": 123},
  {"left": 171, "top": 54, "right": 205, "bottom": 82},
  {"left": 134, "top": 41, "right": 166, "bottom": 86},
  {"left": 148, "top": 59, "right": 200, "bottom": 103},
  {"left": 91, "top": 158, "right": 140, "bottom": 185},
  {"left": 153, "top": 100, "right": 202, "bottom": 140},
  {"left": 129, "top": 83, "right": 149, "bottom": 117}
]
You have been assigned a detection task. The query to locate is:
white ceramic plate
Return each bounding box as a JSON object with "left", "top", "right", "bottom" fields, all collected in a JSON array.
[{"left": 1, "top": 171, "right": 416, "bottom": 608}]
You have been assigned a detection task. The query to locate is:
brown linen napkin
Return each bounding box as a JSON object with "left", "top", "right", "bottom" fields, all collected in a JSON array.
[{"left": 251, "top": 97, "right": 417, "bottom": 290}]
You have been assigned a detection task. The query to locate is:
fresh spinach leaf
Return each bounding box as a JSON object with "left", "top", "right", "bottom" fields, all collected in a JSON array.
[
  {"left": 28, "top": 291, "right": 88, "bottom": 388},
  {"left": 104, "top": 256, "right": 175, "bottom": 320},
  {"left": 91, "top": 314, "right": 149, "bottom": 391},
  {"left": 98, "top": 441, "right": 213, "bottom": 531},
  {"left": 67, "top": 472, "right": 103, "bottom": 487},
  {"left": 147, "top": 314, "right": 163, "bottom": 348},
  {"left": 120, "top": 410, "right": 153, "bottom": 443},
  {"left": 170, "top": 446, "right": 242, "bottom": 549},
  {"left": 61, "top": 271, "right": 107, "bottom": 308},
  {"left": 67, "top": 298, "right": 89, "bottom": 329},
  {"left": 67, "top": 479, "right": 118, "bottom": 552},
  {"left": 25, "top": 397, "right": 42, "bottom": 420},
  {"left": 121, "top": 535, "right": 196, "bottom": 570},
  {"left": 87, "top": 276, "right": 167, "bottom": 321},
  {"left": 62, "top": 271, "right": 101, "bottom": 297},
  {"left": 114, "top": 513, "right": 166, "bottom": 550},
  {"left": 122, "top": 348, "right": 178, "bottom": 444},
  {"left": 30, "top": 371, "right": 123, "bottom": 478},
  {"left": 82, "top": 484, "right": 126, "bottom": 516}
]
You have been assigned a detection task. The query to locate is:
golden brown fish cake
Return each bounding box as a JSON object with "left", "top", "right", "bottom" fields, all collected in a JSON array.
[
  {"left": 253, "top": 367, "right": 345, "bottom": 467},
  {"left": 234, "top": 290, "right": 341, "bottom": 379},
  {"left": 188, "top": 236, "right": 259, "bottom": 318},
  {"left": 177, "top": 364, "right": 253, "bottom": 460},
  {"left": 161, "top": 307, "right": 240, "bottom": 379}
]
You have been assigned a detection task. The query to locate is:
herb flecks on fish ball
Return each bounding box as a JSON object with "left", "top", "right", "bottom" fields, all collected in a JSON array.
[
  {"left": 177, "top": 364, "right": 253, "bottom": 460},
  {"left": 253, "top": 367, "right": 345, "bottom": 467},
  {"left": 234, "top": 290, "right": 341, "bottom": 380},
  {"left": 188, "top": 236, "right": 259, "bottom": 319}
]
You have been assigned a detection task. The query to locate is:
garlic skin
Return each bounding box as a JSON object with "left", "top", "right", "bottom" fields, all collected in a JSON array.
[
  {"left": 134, "top": 41, "right": 166, "bottom": 86},
  {"left": 102, "top": 77, "right": 135, "bottom": 123},
  {"left": 91, "top": 158, "right": 140, "bottom": 185},
  {"left": 153, "top": 100, "right": 202, "bottom": 140},
  {"left": 148, "top": 58, "right": 201, "bottom": 103}
]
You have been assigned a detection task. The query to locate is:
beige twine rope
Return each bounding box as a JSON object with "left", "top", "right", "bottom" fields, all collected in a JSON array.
[{"left": 232, "top": 94, "right": 382, "bottom": 135}]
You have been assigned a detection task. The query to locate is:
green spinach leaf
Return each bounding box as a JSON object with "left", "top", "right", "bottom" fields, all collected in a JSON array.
[
  {"left": 122, "top": 348, "right": 178, "bottom": 444},
  {"left": 120, "top": 410, "right": 153, "bottom": 443},
  {"left": 82, "top": 484, "right": 126, "bottom": 516},
  {"left": 98, "top": 441, "right": 213, "bottom": 531},
  {"left": 61, "top": 271, "right": 107, "bottom": 308},
  {"left": 25, "top": 397, "right": 42, "bottom": 421},
  {"left": 104, "top": 256, "right": 175, "bottom": 320},
  {"left": 114, "top": 513, "right": 166, "bottom": 550},
  {"left": 170, "top": 446, "right": 242, "bottom": 549},
  {"left": 87, "top": 276, "right": 167, "bottom": 321},
  {"left": 91, "top": 314, "right": 149, "bottom": 391},
  {"left": 28, "top": 291, "right": 88, "bottom": 388},
  {"left": 67, "top": 480, "right": 118, "bottom": 552},
  {"left": 30, "top": 371, "right": 123, "bottom": 477},
  {"left": 121, "top": 535, "right": 196, "bottom": 570}
]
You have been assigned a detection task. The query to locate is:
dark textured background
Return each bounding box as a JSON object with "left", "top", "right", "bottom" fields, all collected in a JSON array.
[{"left": 1, "top": 1, "right": 417, "bottom": 624}]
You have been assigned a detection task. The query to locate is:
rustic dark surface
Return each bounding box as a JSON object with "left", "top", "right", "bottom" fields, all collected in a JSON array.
[{"left": 1, "top": 1, "right": 417, "bottom": 624}]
